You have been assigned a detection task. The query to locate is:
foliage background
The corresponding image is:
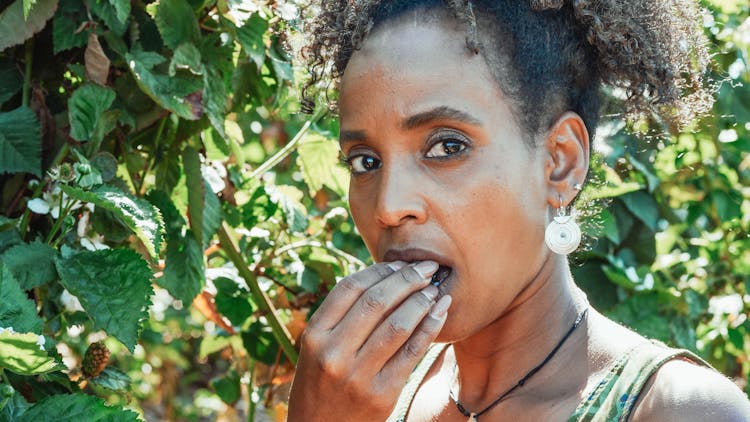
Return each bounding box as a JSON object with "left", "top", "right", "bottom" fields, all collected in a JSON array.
[{"left": 0, "top": 0, "right": 747, "bottom": 420}]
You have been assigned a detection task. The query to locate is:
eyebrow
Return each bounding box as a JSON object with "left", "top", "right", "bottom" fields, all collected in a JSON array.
[
  {"left": 402, "top": 106, "right": 482, "bottom": 130},
  {"left": 339, "top": 106, "right": 482, "bottom": 145}
]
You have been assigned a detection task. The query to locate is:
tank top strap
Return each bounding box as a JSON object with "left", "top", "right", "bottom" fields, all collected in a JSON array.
[
  {"left": 568, "top": 339, "right": 709, "bottom": 422},
  {"left": 387, "top": 342, "right": 450, "bottom": 422}
]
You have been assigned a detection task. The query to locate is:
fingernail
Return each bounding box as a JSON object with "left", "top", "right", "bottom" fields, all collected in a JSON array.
[
  {"left": 413, "top": 261, "right": 438, "bottom": 279},
  {"left": 430, "top": 295, "right": 452, "bottom": 319},
  {"left": 420, "top": 285, "right": 439, "bottom": 301},
  {"left": 387, "top": 261, "right": 406, "bottom": 271}
]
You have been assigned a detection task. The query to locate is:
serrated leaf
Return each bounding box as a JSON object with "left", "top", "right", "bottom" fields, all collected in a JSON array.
[
  {"left": 18, "top": 393, "right": 139, "bottom": 421},
  {"left": 0, "top": 331, "right": 63, "bottom": 375},
  {"left": 0, "top": 263, "right": 43, "bottom": 334},
  {"left": 203, "top": 65, "right": 227, "bottom": 138},
  {"left": 52, "top": 0, "right": 88, "bottom": 53},
  {"left": 68, "top": 84, "right": 116, "bottom": 142},
  {"left": 89, "top": 367, "right": 131, "bottom": 391},
  {"left": 0, "top": 107, "right": 41, "bottom": 176},
  {"left": 202, "top": 184, "right": 222, "bottom": 248},
  {"left": 161, "top": 230, "right": 204, "bottom": 303},
  {"left": 125, "top": 49, "right": 203, "bottom": 120},
  {"left": 296, "top": 134, "right": 349, "bottom": 196},
  {"left": 89, "top": 0, "right": 127, "bottom": 36},
  {"left": 235, "top": 14, "right": 267, "bottom": 69},
  {"left": 60, "top": 184, "right": 164, "bottom": 260},
  {"left": 0, "top": 240, "right": 57, "bottom": 289},
  {"left": 0, "top": 0, "right": 58, "bottom": 52},
  {"left": 55, "top": 249, "right": 153, "bottom": 351},
  {"left": 85, "top": 33, "right": 110, "bottom": 85},
  {"left": 145, "top": 0, "right": 200, "bottom": 50},
  {"left": 0, "top": 58, "right": 23, "bottom": 106},
  {"left": 145, "top": 189, "right": 185, "bottom": 236}
]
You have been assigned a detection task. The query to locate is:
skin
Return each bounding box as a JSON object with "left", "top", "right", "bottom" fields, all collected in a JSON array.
[{"left": 288, "top": 9, "right": 750, "bottom": 422}]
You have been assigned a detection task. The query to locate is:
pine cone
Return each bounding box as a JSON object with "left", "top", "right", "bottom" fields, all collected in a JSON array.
[{"left": 82, "top": 341, "right": 110, "bottom": 378}]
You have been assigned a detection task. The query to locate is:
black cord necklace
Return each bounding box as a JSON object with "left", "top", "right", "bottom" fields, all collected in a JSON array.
[{"left": 449, "top": 308, "right": 589, "bottom": 422}]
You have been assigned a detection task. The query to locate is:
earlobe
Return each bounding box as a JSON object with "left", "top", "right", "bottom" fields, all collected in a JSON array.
[{"left": 544, "top": 112, "right": 590, "bottom": 207}]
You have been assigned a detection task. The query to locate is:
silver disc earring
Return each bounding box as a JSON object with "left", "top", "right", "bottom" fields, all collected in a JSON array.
[{"left": 545, "top": 197, "right": 581, "bottom": 255}]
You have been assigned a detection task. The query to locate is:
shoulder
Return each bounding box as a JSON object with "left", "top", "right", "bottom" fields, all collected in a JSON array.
[{"left": 631, "top": 357, "right": 750, "bottom": 422}]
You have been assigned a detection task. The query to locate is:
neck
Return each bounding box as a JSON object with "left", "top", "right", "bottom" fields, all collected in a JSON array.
[{"left": 450, "top": 254, "right": 588, "bottom": 410}]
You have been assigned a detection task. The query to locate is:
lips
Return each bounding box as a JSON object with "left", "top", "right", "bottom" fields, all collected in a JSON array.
[{"left": 382, "top": 248, "right": 454, "bottom": 287}]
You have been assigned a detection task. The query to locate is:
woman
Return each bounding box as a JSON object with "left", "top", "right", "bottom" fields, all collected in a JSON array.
[{"left": 289, "top": 1, "right": 750, "bottom": 420}]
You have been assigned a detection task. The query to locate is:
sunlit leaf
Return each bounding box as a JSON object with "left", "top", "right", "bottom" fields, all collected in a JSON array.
[
  {"left": 296, "top": 133, "right": 349, "bottom": 196},
  {"left": 55, "top": 249, "right": 153, "bottom": 351},
  {"left": 0, "top": 331, "right": 63, "bottom": 375},
  {"left": 145, "top": 0, "right": 200, "bottom": 50},
  {"left": 61, "top": 184, "right": 164, "bottom": 260}
]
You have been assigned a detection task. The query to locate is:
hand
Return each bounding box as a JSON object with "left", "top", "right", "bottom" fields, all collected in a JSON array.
[{"left": 288, "top": 261, "right": 452, "bottom": 421}]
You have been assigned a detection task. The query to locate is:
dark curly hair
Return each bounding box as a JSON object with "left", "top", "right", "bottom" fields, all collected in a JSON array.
[{"left": 300, "top": 0, "right": 713, "bottom": 143}]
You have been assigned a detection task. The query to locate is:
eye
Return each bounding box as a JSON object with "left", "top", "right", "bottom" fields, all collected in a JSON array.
[
  {"left": 425, "top": 138, "right": 468, "bottom": 158},
  {"left": 346, "top": 154, "right": 382, "bottom": 174}
]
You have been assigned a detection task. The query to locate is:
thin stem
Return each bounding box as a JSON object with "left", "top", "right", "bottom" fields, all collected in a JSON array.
[
  {"left": 218, "top": 223, "right": 298, "bottom": 364},
  {"left": 250, "top": 108, "right": 326, "bottom": 180},
  {"left": 22, "top": 39, "right": 34, "bottom": 107}
]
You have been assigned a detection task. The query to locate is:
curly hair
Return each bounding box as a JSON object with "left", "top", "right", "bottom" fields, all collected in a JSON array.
[{"left": 300, "top": 0, "right": 713, "bottom": 142}]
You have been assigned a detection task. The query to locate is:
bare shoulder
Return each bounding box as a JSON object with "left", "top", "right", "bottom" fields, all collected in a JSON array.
[{"left": 631, "top": 358, "right": 750, "bottom": 422}]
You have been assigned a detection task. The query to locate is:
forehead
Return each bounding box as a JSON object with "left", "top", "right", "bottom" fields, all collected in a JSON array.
[{"left": 339, "top": 14, "right": 518, "bottom": 136}]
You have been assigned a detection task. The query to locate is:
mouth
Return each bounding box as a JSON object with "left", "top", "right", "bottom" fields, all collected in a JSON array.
[{"left": 431, "top": 265, "right": 452, "bottom": 287}]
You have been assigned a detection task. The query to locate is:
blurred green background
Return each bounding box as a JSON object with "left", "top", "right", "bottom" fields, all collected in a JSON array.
[{"left": 0, "top": 0, "right": 748, "bottom": 420}]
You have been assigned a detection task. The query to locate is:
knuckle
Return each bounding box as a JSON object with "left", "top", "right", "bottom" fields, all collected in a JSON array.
[
  {"left": 337, "top": 277, "right": 363, "bottom": 294},
  {"left": 372, "top": 263, "right": 393, "bottom": 278},
  {"left": 385, "top": 318, "right": 410, "bottom": 338},
  {"left": 361, "top": 290, "right": 387, "bottom": 314},
  {"left": 399, "top": 267, "right": 423, "bottom": 284},
  {"left": 299, "top": 327, "right": 320, "bottom": 350},
  {"left": 317, "top": 351, "right": 345, "bottom": 378},
  {"left": 402, "top": 340, "right": 422, "bottom": 360},
  {"left": 411, "top": 290, "right": 434, "bottom": 310}
]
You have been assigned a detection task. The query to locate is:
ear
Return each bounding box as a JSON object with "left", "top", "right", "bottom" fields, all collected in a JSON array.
[{"left": 543, "top": 112, "right": 590, "bottom": 208}]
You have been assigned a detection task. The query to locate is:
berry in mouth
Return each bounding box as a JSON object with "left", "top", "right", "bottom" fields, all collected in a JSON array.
[{"left": 431, "top": 265, "right": 452, "bottom": 286}]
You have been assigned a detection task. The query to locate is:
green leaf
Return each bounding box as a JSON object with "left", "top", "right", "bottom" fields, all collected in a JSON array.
[
  {"left": 0, "top": 387, "right": 30, "bottom": 422},
  {"left": 202, "top": 184, "right": 222, "bottom": 249},
  {"left": 23, "top": 0, "right": 36, "bottom": 19},
  {"left": 89, "top": 367, "right": 131, "bottom": 391},
  {"left": 621, "top": 191, "right": 659, "bottom": 231},
  {"left": 241, "top": 320, "right": 279, "bottom": 365},
  {"left": 68, "top": 84, "right": 116, "bottom": 142},
  {"left": 210, "top": 369, "right": 240, "bottom": 405},
  {"left": 297, "top": 267, "right": 320, "bottom": 293},
  {"left": 60, "top": 184, "right": 164, "bottom": 261},
  {"left": 0, "top": 107, "right": 41, "bottom": 176},
  {"left": 0, "top": 58, "right": 23, "bottom": 106},
  {"left": 170, "top": 43, "right": 203, "bottom": 76},
  {"left": 161, "top": 230, "right": 205, "bottom": 303},
  {"left": 0, "top": 0, "right": 58, "bottom": 52},
  {"left": 145, "top": 0, "right": 200, "bottom": 50},
  {"left": 214, "top": 277, "right": 254, "bottom": 326},
  {"left": 52, "top": 0, "right": 88, "bottom": 54},
  {"left": 89, "top": 0, "right": 127, "bottom": 36},
  {"left": 55, "top": 249, "right": 153, "bottom": 351},
  {"left": 199, "top": 334, "right": 231, "bottom": 359},
  {"left": 0, "top": 331, "right": 63, "bottom": 375},
  {"left": 203, "top": 65, "right": 227, "bottom": 138},
  {"left": 18, "top": 393, "right": 139, "bottom": 421},
  {"left": 183, "top": 146, "right": 204, "bottom": 243},
  {"left": 125, "top": 49, "right": 203, "bottom": 120},
  {"left": 0, "top": 240, "right": 57, "bottom": 290},
  {"left": 146, "top": 189, "right": 185, "bottom": 236},
  {"left": 0, "top": 263, "right": 43, "bottom": 334},
  {"left": 107, "top": 0, "right": 130, "bottom": 25},
  {"left": 296, "top": 134, "right": 350, "bottom": 196},
  {"left": 235, "top": 14, "right": 267, "bottom": 69}
]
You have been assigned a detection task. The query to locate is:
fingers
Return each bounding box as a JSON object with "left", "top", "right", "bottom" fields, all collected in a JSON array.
[
  {"left": 376, "top": 295, "right": 452, "bottom": 384},
  {"left": 330, "top": 261, "right": 438, "bottom": 349},
  {"left": 356, "top": 284, "right": 440, "bottom": 366},
  {"left": 307, "top": 261, "right": 406, "bottom": 331}
]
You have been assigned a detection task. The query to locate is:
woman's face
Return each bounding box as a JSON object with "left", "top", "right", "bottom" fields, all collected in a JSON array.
[{"left": 339, "top": 14, "right": 553, "bottom": 340}]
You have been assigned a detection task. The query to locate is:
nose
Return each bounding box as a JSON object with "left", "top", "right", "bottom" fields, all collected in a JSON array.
[{"left": 374, "top": 160, "right": 428, "bottom": 228}]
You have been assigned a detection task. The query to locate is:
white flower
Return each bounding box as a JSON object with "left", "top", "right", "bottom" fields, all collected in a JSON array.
[
  {"left": 60, "top": 289, "right": 85, "bottom": 313},
  {"left": 709, "top": 294, "right": 744, "bottom": 316},
  {"left": 36, "top": 335, "right": 46, "bottom": 351},
  {"left": 27, "top": 198, "right": 50, "bottom": 214},
  {"left": 202, "top": 161, "right": 227, "bottom": 194},
  {"left": 77, "top": 210, "right": 109, "bottom": 251}
]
